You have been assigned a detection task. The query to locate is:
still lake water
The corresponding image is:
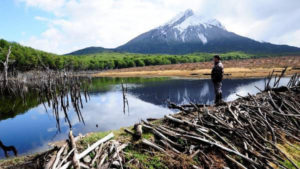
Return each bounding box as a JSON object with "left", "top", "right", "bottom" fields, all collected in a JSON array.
[{"left": 0, "top": 77, "right": 290, "bottom": 158}]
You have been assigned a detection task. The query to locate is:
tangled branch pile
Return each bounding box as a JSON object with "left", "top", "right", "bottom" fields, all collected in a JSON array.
[
  {"left": 129, "top": 73, "right": 300, "bottom": 168},
  {"left": 43, "top": 131, "right": 127, "bottom": 169},
  {"left": 6, "top": 131, "right": 127, "bottom": 169}
]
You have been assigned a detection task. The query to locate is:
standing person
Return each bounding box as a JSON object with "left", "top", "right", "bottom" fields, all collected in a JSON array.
[{"left": 211, "top": 55, "right": 224, "bottom": 105}]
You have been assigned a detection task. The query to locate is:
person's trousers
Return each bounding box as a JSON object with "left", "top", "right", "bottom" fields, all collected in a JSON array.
[{"left": 213, "top": 81, "right": 222, "bottom": 103}]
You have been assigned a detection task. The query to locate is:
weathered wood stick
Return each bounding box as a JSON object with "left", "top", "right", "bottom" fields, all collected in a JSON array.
[
  {"left": 224, "top": 154, "right": 248, "bottom": 169},
  {"left": 227, "top": 103, "right": 243, "bottom": 126},
  {"left": 141, "top": 138, "right": 166, "bottom": 153},
  {"left": 142, "top": 124, "right": 180, "bottom": 147},
  {"left": 183, "top": 134, "right": 260, "bottom": 166},
  {"left": 124, "top": 128, "right": 135, "bottom": 136},
  {"left": 134, "top": 123, "right": 143, "bottom": 139},
  {"left": 78, "top": 132, "right": 114, "bottom": 159},
  {"left": 98, "top": 152, "right": 108, "bottom": 167},
  {"left": 45, "top": 154, "right": 57, "bottom": 169},
  {"left": 79, "top": 162, "right": 89, "bottom": 169},
  {"left": 69, "top": 131, "right": 80, "bottom": 169},
  {"left": 113, "top": 143, "right": 124, "bottom": 169},
  {"left": 112, "top": 143, "right": 128, "bottom": 159},
  {"left": 56, "top": 148, "right": 75, "bottom": 169},
  {"left": 90, "top": 143, "right": 103, "bottom": 167},
  {"left": 160, "top": 140, "right": 180, "bottom": 154},
  {"left": 60, "top": 132, "right": 114, "bottom": 169},
  {"left": 52, "top": 145, "right": 66, "bottom": 169}
]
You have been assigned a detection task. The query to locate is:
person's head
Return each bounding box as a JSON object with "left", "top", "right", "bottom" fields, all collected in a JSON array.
[{"left": 213, "top": 55, "right": 221, "bottom": 63}]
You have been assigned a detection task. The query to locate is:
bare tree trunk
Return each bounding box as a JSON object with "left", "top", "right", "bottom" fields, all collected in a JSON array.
[
  {"left": 1, "top": 46, "right": 12, "bottom": 86},
  {"left": 3, "top": 63, "right": 8, "bottom": 85}
]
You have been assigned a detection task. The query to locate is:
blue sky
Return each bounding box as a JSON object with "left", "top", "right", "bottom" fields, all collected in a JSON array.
[
  {"left": 1, "top": 0, "right": 300, "bottom": 54},
  {"left": 0, "top": 0, "right": 49, "bottom": 42}
]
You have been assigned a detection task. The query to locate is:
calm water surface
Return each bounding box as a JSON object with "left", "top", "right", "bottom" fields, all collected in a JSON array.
[{"left": 0, "top": 77, "right": 290, "bottom": 158}]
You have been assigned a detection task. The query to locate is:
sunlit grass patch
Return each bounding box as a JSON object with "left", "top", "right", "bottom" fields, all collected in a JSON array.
[{"left": 277, "top": 140, "right": 300, "bottom": 168}]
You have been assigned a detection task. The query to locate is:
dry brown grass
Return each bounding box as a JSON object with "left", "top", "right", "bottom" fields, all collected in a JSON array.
[{"left": 94, "top": 56, "right": 300, "bottom": 78}]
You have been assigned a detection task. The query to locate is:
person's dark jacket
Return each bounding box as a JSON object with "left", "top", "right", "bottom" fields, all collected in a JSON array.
[{"left": 211, "top": 61, "right": 224, "bottom": 83}]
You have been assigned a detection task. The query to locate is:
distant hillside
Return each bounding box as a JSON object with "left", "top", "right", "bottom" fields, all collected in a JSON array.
[{"left": 66, "top": 47, "right": 113, "bottom": 55}]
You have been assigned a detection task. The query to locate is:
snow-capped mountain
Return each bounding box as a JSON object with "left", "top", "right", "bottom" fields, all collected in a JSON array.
[
  {"left": 69, "top": 9, "right": 300, "bottom": 55},
  {"left": 115, "top": 9, "right": 300, "bottom": 54}
]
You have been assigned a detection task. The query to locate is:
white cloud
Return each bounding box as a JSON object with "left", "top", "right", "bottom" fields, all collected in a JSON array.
[
  {"left": 34, "top": 16, "right": 49, "bottom": 22},
  {"left": 17, "top": 0, "right": 65, "bottom": 14},
  {"left": 18, "top": 0, "right": 300, "bottom": 54},
  {"left": 211, "top": 0, "right": 300, "bottom": 46}
]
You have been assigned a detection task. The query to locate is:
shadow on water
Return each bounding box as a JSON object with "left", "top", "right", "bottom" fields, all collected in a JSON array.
[{"left": 0, "top": 140, "right": 17, "bottom": 158}]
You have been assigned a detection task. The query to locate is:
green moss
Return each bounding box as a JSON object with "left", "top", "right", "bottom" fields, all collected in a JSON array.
[
  {"left": 193, "top": 155, "right": 200, "bottom": 164},
  {"left": 0, "top": 156, "right": 25, "bottom": 164},
  {"left": 177, "top": 138, "right": 186, "bottom": 146},
  {"left": 281, "top": 160, "right": 300, "bottom": 169},
  {"left": 0, "top": 153, "right": 37, "bottom": 167},
  {"left": 80, "top": 131, "right": 111, "bottom": 148},
  {"left": 277, "top": 141, "right": 300, "bottom": 168},
  {"left": 79, "top": 128, "right": 131, "bottom": 149},
  {"left": 124, "top": 145, "right": 168, "bottom": 169},
  {"left": 142, "top": 132, "right": 155, "bottom": 140},
  {"left": 151, "top": 119, "right": 164, "bottom": 125}
]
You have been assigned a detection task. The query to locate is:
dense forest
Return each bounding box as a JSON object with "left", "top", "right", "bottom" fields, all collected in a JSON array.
[{"left": 0, "top": 39, "right": 287, "bottom": 71}]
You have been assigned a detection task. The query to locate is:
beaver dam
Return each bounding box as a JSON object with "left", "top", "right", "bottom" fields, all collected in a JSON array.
[{"left": 0, "top": 70, "right": 299, "bottom": 169}]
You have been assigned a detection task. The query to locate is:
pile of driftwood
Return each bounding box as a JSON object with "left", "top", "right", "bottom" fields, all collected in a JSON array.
[
  {"left": 42, "top": 131, "right": 127, "bottom": 169},
  {"left": 127, "top": 72, "right": 300, "bottom": 168}
]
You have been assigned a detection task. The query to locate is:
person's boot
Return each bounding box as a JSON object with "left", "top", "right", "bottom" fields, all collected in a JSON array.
[
  {"left": 214, "top": 94, "right": 219, "bottom": 105},
  {"left": 219, "top": 93, "right": 224, "bottom": 104},
  {"left": 215, "top": 93, "right": 224, "bottom": 106}
]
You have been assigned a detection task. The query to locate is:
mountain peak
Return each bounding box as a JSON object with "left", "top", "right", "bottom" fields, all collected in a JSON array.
[
  {"left": 163, "top": 9, "right": 225, "bottom": 31},
  {"left": 164, "top": 9, "right": 194, "bottom": 27}
]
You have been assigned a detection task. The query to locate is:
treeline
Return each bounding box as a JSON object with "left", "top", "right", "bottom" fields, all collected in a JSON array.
[
  {"left": 0, "top": 39, "right": 261, "bottom": 71},
  {"left": 74, "top": 52, "right": 254, "bottom": 70}
]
